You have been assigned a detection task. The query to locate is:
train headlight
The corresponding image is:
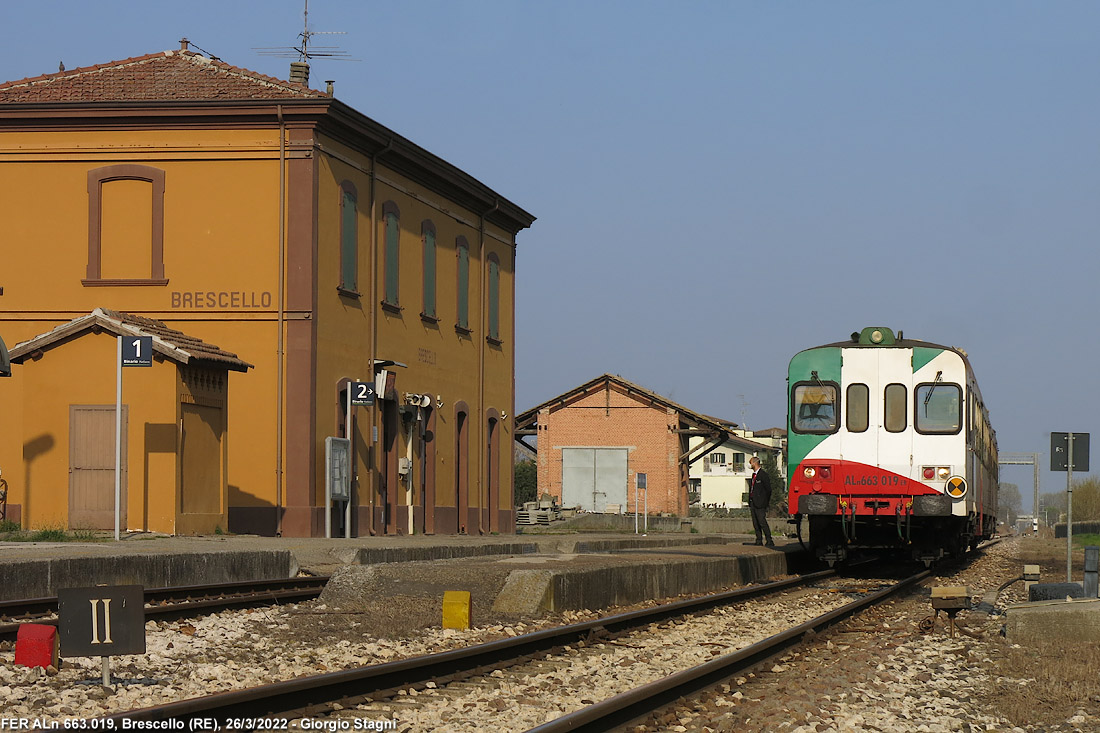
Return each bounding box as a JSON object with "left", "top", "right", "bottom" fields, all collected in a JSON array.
[
  {"left": 937, "top": 467, "right": 951, "bottom": 480},
  {"left": 870, "top": 329, "right": 884, "bottom": 344},
  {"left": 922, "top": 467, "right": 934, "bottom": 480},
  {"left": 804, "top": 467, "right": 817, "bottom": 479},
  {"left": 820, "top": 466, "right": 832, "bottom": 480}
]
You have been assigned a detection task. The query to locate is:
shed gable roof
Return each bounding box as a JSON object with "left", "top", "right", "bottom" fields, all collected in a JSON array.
[
  {"left": 9, "top": 308, "right": 252, "bottom": 372},
  {"left": 0, "top": 50, "right": 326, "bottom": 103}
]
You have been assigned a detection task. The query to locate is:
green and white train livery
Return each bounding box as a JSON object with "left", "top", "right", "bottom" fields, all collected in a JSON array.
[{"left": 787, "top": 327, "right": 998, "bottom": 565}]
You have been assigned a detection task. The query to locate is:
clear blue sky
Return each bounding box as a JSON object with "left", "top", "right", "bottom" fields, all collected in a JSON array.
[{"left": 4, "top": 1, "right": 1097, "bottom": 510}]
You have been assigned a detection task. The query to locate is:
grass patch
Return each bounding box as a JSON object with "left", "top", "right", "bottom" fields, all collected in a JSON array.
[
  {"left": 0, "top": 525, "right": 107, "bottom": 542},
  {"left": 1072, "top": 533, "right": 1100, "bottom": 547},
  {"left": 991, "top": 637, "right": 1100, "bottom": 728}
]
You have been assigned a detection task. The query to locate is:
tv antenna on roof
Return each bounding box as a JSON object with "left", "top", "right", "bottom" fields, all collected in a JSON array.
[{"left": 253, "top": 0, "right": 357, "bottom": 86}]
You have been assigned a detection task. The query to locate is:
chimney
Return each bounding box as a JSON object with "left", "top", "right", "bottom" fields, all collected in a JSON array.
[
  {"left": 289, "top": 61, "right": 310, "bottom": 86},
  {"left": 325, "top": 80, "right": 334, "bottom": 96},
  {"left": 180, "top": 38, "right": 190, "bottom": 52}
]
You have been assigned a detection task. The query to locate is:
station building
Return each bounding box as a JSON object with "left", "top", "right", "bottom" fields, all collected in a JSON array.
[
  {"left": 515, "top": 374, "right": 761, "bottom": 516},
  {"left": 0, "top": 44, "right": 535, "bottom": 537}
]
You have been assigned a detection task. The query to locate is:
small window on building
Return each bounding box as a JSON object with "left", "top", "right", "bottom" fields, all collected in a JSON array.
[
  {"left": 884, "top": 383, "right": 907, "bottom": 432},
  {"left": 487, "top": 253, "right": 501, "bottom": 342},
  {"left": 456, "top": 236, "right": 470, "bottom": 331},
  {"left": 421, "top": 220, "right": 436, "bottom": 319},
  {"left": 792, "top": 382, "right": 839, "bottom": 434},
  {"left": 732, "top": 453, "right": 745, "bottom": 472},
  {"left": 846, "top": 383, "right": 869, "bottom": 433},
  {"left": 339, "top": 182, "right": 357, "bottom": 293},
  {"left": 710, "top": 452, "right": 726, "bottom": 465},
  {"left": 383, "top": 201, "right": 400, "bottom": 308}
]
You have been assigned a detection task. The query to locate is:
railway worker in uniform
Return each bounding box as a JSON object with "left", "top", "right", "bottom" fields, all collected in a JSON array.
[{"left": 747, "top": 456, "right": 774, "bottom": 547}]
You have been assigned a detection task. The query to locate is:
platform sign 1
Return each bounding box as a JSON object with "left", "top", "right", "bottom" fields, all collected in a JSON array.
[
  {"left": 350, "top": 381, "right": 375, "bottom": 406},
  {"left": 121, "top": 336, "right": 153, "bottom": 367},
  {"left": 1051, "top": 432, "right": 1089, "bottom": 472}
]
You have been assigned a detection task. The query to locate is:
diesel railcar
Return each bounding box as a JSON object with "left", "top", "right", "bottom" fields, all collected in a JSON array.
[{"left": 787, "top": 327, "right": 998, "bottom": 565}]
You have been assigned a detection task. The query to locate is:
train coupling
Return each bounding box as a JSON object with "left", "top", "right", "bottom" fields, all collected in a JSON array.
[{"left": 821, "top": 547, "right": 848, "bottom": 567}]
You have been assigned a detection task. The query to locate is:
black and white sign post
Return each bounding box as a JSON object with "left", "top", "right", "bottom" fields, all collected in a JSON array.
[
  {"left": 116, "top": 336, "right": 152, "bottom": 541},
  {"left": 58, "top": 585, "right": 145, "bottom": 687},
  {"left": 634, "top": 473, "right": 648, "bottom": 535},
  {"left": 326, "top": 381, "right": 373, "bottom": 539},
  {"left": 1052, "top": 432, "right": 1090, "bottom": 582}
]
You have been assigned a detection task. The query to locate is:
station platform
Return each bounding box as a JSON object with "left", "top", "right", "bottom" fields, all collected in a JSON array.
[{"left": 0, "top": 530, "right": 807, "bottom": 629}]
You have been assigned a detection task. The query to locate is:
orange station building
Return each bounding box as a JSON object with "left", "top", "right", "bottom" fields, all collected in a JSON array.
[{"left": 0, "top": 45, "right": 535, "bottom": 536}]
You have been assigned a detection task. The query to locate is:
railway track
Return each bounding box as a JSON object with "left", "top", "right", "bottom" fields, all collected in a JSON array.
[
  {"left": 100, "top": 567, "right": 931, "bottom": 729},
  {"left": 0, "top": 576, "right": 329, "bottom": 642}
]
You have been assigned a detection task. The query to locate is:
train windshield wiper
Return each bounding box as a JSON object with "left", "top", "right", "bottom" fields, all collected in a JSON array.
[{"left": 923, "top": 371, "right": 942, "bottom": 414}]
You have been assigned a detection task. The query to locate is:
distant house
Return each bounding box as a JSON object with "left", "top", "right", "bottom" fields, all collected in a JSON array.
[
  {"left": 688, "top": 428, "right": 785, "bottom": 508},
  {"left": 514, "top": 374, "right": 736, "bottom": 516}
]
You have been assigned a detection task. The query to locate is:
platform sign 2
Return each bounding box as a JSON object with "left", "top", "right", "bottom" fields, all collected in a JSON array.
[
  {"left": 121, "top": 336, "right": 153, "bottom": 367},
  {"left": 58, "top": 585, "right": 146, "bottom": 657},
  {"left": 350, "top": 380, "right": 375, "bottom": 406}
]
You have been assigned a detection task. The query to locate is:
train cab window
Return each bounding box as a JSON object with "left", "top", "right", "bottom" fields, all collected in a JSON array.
[
  {"left": 792, "top": 382, "right": 839, "bottom": 434},
  {"left": 884, "top": 383, "right": 907, "bottom": 432},
  {"left": 915, "top": 382, "right": 962, "bottom": 434},
  {"left": 846, "top": 383, "right": 869, "bottom": 433}
]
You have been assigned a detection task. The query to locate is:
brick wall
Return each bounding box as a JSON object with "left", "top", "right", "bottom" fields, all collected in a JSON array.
[{"left": 536, "top": 384, "right": 686, "bottom": 515}]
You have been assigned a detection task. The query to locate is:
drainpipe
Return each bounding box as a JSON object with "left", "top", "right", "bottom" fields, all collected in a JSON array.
[
  {"left": 478, "top": 199, "right": 499, "bottom": 534},
  {"left": 275, "top": 105, "right": 286, "bottom": 536},
  {"left": 367, "top": 138, "right": 393, "bottom": 535}
]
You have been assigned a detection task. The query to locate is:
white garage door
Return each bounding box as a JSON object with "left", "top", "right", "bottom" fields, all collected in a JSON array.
[{"left": 562, "top": 448, "right": 628, "bottom": 513}]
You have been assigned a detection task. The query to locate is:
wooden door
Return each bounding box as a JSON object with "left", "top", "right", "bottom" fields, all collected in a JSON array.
[
  {"left": 69, "top": 405, "right": 127, "bottom": 530},
  {"left": 180, "top": 403, "right": 224, "bottom": 514}
]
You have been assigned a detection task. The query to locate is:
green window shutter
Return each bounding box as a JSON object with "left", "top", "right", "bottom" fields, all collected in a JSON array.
[
  {"left": 423, "top": 228, "right": 436, "bottom": 317},
  {"left": 341, "top": 191, "right": 357, "bottom": 291},
  {"left": 457, "top": 245, "right": 469, "bottom": 329},
  {"left": 385, "top": 212, "right": 400, "bottom": 305},
  {"left": 488, "top": 257, "right": 500, "bottom": 340}
]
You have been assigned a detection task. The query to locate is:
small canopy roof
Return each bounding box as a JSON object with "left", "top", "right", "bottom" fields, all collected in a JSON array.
[
  {"left": 9, "top": 307, "right": 252, "bottom": 372},
  {"left": 0, "top": 332, "right": 10, "bottom": 376}
]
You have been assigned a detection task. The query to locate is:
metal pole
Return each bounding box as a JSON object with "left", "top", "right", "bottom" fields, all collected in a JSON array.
[
  {"left": 115, "top": 336, "right": 122, "bottom": 542},
  {"left": 634, "top": 479, "right": 638, "bottom": 534},
  {"left": 644, "top": 485, "right": 648, "bottom": 534},
  {"left": 102, "top": 656, "right": 110, "bottom": 687},
  {"left": 345, "top": 386, "right": 352, "bottom": 539},
  {"left": 1067, "top": 432, "right": 1074, "bottom": 583},
  {"left": 1033, "top": 452, "right": 1040, "bottom": 529}
]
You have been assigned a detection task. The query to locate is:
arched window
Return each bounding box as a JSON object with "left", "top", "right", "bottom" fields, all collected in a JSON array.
[
  {"left": 339, "top": 182, "right": 358, "bottom": 293},
  {"left": 382, "top": 201, "right": 401, "bottom": 309},
  {"left": 421, "top": 220, "right": 437, "bottom": 320},
  {"left": 455, "top": 236, "right": 470, "bottom": 332},
  {"left": 487, "top": 252, "right": 501, "bottom": 342},
  {"left": 84, "top": 164, "right": 167, "bottom": 286}
]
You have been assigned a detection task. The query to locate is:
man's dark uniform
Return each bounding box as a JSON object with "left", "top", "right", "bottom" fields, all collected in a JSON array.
[{"left": 749, "top": 463, "right": 774, "bottom": 546}]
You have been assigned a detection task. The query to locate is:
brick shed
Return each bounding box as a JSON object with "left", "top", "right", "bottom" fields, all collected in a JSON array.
[{"left": 514, "top": 374, "right": 732, "bottom": 516}]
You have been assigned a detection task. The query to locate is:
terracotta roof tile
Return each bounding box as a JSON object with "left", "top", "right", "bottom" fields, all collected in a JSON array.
[{"left": 0, "top": 50, "right": 326, "bottom": 103}]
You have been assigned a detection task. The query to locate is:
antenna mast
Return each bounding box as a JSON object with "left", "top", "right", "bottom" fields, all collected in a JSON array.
[{"left": 253, "top": 0, "right": 356, "bottom": 87}]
